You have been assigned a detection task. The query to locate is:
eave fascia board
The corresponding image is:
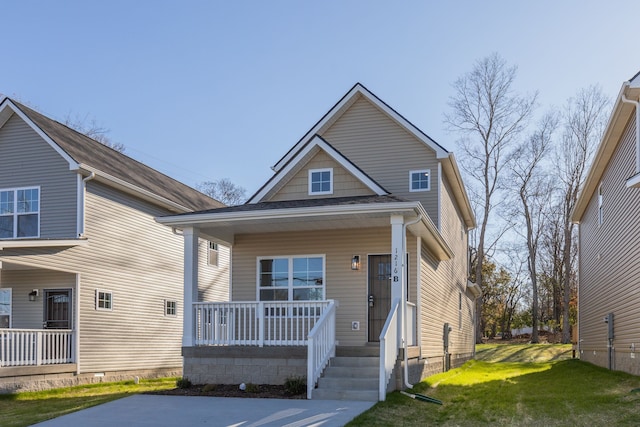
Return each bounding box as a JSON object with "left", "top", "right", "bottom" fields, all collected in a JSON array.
[
  {"left": 78, "top": 165, "right": 192, "bottom": 214},
  {"left": 272, "top": 83, "right": 448, "bottom": 172},
  {"left": 1, "top": 100, "right": 79, "bottom": 171},
  {"left": 441, "top": 153, "right": 476, "bottom": 229},
  {"left": 248, "top": 135, "right": 388, "bottom": 203},
  {"left": 572, "top": 83, "right": 637, "bottom": 223},
  {"left": 412, "top": 202, "right": 455, "bottom": 260},
  {"left": 157, "top": 201, "right": 422, "bottom": 227},
  {"left": 0, "top": 238, "right": 89, "bottom": 251}
]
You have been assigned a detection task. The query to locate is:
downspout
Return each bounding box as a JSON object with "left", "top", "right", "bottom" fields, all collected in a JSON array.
[
  {"left": 621, "top": 91, "right": 640, "bottom": 176},
  {"left": 78, "top": 172, "right": 95, "bottom": 237},
  {"left": 402, "top": 215, "right": 422, "bottom": 389}
]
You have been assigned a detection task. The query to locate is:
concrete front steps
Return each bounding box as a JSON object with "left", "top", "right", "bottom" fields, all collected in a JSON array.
[{"left": 312, "top": 346, "right": 380, "bottom": 401}]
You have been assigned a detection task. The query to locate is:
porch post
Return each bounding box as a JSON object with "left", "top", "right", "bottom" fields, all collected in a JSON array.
[
  {"left": 390, "top": 215, "right": 405, "bottom": 347},
  {"left": 183, "top": 227, "right": 199, "bottom": 347}
]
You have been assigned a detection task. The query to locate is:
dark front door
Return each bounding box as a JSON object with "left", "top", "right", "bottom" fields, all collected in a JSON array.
[
  {"left": 368, "top": 254, "right": 391, "bottom": 342},
  {"left": 43, "top": 289, "right": 72, "bottom": 329}
]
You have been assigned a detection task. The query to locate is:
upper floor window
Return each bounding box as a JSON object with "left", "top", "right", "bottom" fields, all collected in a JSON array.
[
  {"left": 258, "top": 255, "right": 325, "bottom": 301},
  {"left": 409, "top": 170, "right": 430, "bottom": 192},
  {"left": 309, "top": 168, "right": 333, "bottom": 195},
  {"left": 0, "top": 187, "right": 40, "bottom": 239},
  {"left": 598, "top": 183, "right": 604, "bottom": 225}
]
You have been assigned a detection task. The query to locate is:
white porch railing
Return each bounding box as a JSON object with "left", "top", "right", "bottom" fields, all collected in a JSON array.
[
  {"left": 306, "top": 300, "right": 337, "bottom": 399},
  {"left": 193, "top": 301, "right": 331, "bottom": 346},
  {"left": 379, "top": 298, "right": 400, "bottom": 401},
  {"left": 0, "top": 329, "right": 74, "bottom": 367}
]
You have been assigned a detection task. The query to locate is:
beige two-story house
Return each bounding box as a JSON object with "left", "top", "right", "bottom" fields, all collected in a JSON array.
[
  {"left": 0, "top": 97, "right": 230, "bottom": 392},
  {"left": 572, "top": 71, "right": 640, "bottom": 376},
  {"left": 159, "top": 83, "right": 479, "bottom": 401}
]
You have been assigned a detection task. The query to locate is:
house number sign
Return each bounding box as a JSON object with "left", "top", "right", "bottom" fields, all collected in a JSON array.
[{"left": 393, "top": 248, "right": 399, "bottom": 282}]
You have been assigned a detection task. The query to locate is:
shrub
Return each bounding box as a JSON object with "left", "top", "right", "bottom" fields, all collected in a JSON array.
[
  {"left": 284, "top": 376, "right": 306, "bottom": 395},
  {"left": 176, "top": 377, "right": 192, "bottom": 389},
  {"left": 202, "top": 384, "right": 217, "bottom": 392},
  {"left": 245, "top": 383, "right": 260, "bottom": 393}
]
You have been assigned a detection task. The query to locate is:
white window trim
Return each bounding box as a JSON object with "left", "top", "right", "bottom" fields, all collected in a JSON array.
[
  {"left": 164, "top": 299, "right": 177, "bottom": 317},
  {"left": 208, "top": 241, "right": 219, "bottom": 267},
  {"left": 256, "top": 254, "right": 326, "bottom": 301},
  {"left": 409, "top": 170, "right": 430, "bottom": 192},
  {"left": 0, "top": 186, "right": 41, "bottom": 239},
  {"left": 598, "top": 183, "right": 604, "bottom": 226},
  {"left": 95, "top": 289, "right": 113, "bottom": 311},
  {"left": 0, "top": 288, "right": 12, "bottom": 328},
  {"left": 308, "top": 168, "right": 333, "bottom": 195}
]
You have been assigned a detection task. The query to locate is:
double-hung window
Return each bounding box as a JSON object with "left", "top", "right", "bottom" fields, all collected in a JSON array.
[
  {"left": 258, "top": 256, "right": 325, "bottom": 301},
  {"left": 309, "top": 169, "right": 333, "bottom": 195},
  {"left": 409, "top": 170, "right": 430, "bottom": 192},
  {"left": 0, "top": 289, "right": 11, "bottom": 328},
  {"left": 0, "top": 187, "right": 40, "bottom": 239}
]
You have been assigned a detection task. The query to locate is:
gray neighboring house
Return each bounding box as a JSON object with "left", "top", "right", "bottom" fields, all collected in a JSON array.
[
  {"left": 158, "top": 83, "right": 479, "bottom": 401},
  {"left": 0, "top": 97, "right": 230, "bottom": 392},
  {"left": 572, "top": 71, "right": 640, "bottom": 376}
]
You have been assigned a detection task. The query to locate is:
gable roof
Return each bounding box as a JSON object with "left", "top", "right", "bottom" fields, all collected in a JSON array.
[
  {"left": 0, "top": 97, "right": 223, "bottom": 213},
  {"left": 248, "top": 134, "right": 389, "bottom": 203},
  {"left": 572, "top": 72, "right": 640, "bottom": 223},
  {"left": 272, "top": 83, "right": 449, "bottom": 173}
]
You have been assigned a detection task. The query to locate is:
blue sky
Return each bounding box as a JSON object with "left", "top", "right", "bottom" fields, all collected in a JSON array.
[{"left": 2, "top": 1, "right": 639, "bottom": 195}]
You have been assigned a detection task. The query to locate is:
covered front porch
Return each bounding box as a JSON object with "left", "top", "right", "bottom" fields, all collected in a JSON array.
[
  {"left": 158, "top": 196, "right": 452, "bottom": 400},
  {"left": 0, "top": 262, "right": 77, "bottom": 376}
]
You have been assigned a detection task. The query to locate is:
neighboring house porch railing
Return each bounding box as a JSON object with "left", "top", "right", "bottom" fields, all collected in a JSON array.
[
  {"left": 0, "top": 329, "right": 74, "bottom": 367},
  {"left": 306, "top": 300, "right": 337, "bottom": 399},
  {"left": 379, "top": 298, "right": 400, "bottom": 401},
  {"left": 193, "top": 300, "right": 332, "bottom": 347}
]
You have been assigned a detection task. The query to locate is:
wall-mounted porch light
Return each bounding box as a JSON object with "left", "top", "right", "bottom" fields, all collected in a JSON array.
[
  {"left": 28, "top": 289, "right": 38, "bottom": 302},
  {"left": 351, "top": 255, "right": 360, "bottom": 271}
]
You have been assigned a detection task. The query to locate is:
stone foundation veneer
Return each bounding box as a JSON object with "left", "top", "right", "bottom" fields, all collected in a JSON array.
[
  {"left": 0, "top": 367, "right": 181, "bottom": 394},
  {"left": 182, "top": 346, "right": 307, "bottom": 385}
]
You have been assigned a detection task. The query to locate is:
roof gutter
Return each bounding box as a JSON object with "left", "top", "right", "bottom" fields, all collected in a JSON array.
[{"left": 78, "top": 164, "right": 193, "bottom": 214}]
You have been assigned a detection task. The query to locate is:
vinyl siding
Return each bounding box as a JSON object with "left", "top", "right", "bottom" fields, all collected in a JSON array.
[
  {"left": 0, "top": 114, "right": 77, "bottom": 238},
  {"left": 1, "top": 270, "right": 76, "bottom": 329},
  {"left": 268, "top": 150, "right": 374, "bottom": 201},
  {"left": 578, "top": 115, "right": 640, "bottom": 373},
  {"left": 320, "top": 96, "right": 440, "bottom": 226},
  {"left": 0, "top": 180, "right": 229, "bottom": 373}
]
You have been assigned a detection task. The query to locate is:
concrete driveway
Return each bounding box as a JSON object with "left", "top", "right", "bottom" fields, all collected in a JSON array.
[{"left": 33, "top": 395, "right": 376, "bottom": 427}]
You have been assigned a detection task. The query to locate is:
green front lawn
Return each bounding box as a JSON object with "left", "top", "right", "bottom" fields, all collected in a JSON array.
[
  {"left": 0, "top": 378, "right": 177, "bottom": 427},
  {"left": 348, "top": 344, "right": 640, "bottom": 426}
]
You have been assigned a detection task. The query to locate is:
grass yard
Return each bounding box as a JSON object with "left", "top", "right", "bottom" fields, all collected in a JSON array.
[
  {"left": 348, "top": 344, "right": 640, "bottom": 426},
  {"left": 0, "top": 378, "right": 177, "bottom": 427}
]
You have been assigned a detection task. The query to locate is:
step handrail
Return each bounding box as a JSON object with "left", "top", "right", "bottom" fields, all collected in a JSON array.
[
  {"left": 306, "top": 300, "right": 337, "bottom": 399},
  {"left": 379, "top": 298, "right": 400, "bottom": 401}
]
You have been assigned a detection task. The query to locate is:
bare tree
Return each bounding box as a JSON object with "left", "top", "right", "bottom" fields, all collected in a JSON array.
[
  {"left": 64, "top": 113, "right": 126, "bottom": 153},
  {"left": 445, "top": 53, "right": 537, "bottom": 343},
  {"left": 197, "top": 178, "right": 247, "bottom": 206},
  {"left": 557, "top": 86, "right": 609, "bottom": 343},
  {"left": 507, "top": 112, "right": 558, "bottom": 342}
]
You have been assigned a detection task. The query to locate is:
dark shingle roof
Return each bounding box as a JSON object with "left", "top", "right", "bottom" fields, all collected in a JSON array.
[
  {"left": 11, "top": 100, "right": 223, "bottom": 212},
  {"left": 172, "top": 194, "right": 410, "bottom": 217}
]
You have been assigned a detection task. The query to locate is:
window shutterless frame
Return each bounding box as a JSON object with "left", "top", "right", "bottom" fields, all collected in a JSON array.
[
  {"left": 256, "top": 255, "right": 326, "bottom": 302},
  {"left": 409, "top": 170, "right": 430, "bottom": 192},
  {"left": 95, "top": 289, "right": 113, "bottom": 311},
  {"left": 308, "top": 168, "right": 333, "bottom": 195},
  {"left": 0, "top": 186, "right": 40, "bottom": 239}
]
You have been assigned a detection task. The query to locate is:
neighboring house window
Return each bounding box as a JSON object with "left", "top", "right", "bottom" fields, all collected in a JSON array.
[
  {"left": 258, "top": 256, "right": 325, "bottom": 301},
  {"left": 598, "top": 183, "right": 604, "bottom": 225},
  {"left": 0, "top": 187, "right": 40, "bottom": 239},
  {"left": 96, "top": 290, "right": 113, "bottom": 311},
  {"left": 165, "top": 300, "right": 177, "bottom": 316},
  {"left": 208, "top": 241, "right": 219, "bottom": 267},
  {"left": 309, "top": 168, "right": 333, "bottom": 195},
  {"left": 0, "top": 289, "right": 11, "bottom": 328},
  {"left": 409, "top": 170, "right": 430, "bottom": 192}
]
